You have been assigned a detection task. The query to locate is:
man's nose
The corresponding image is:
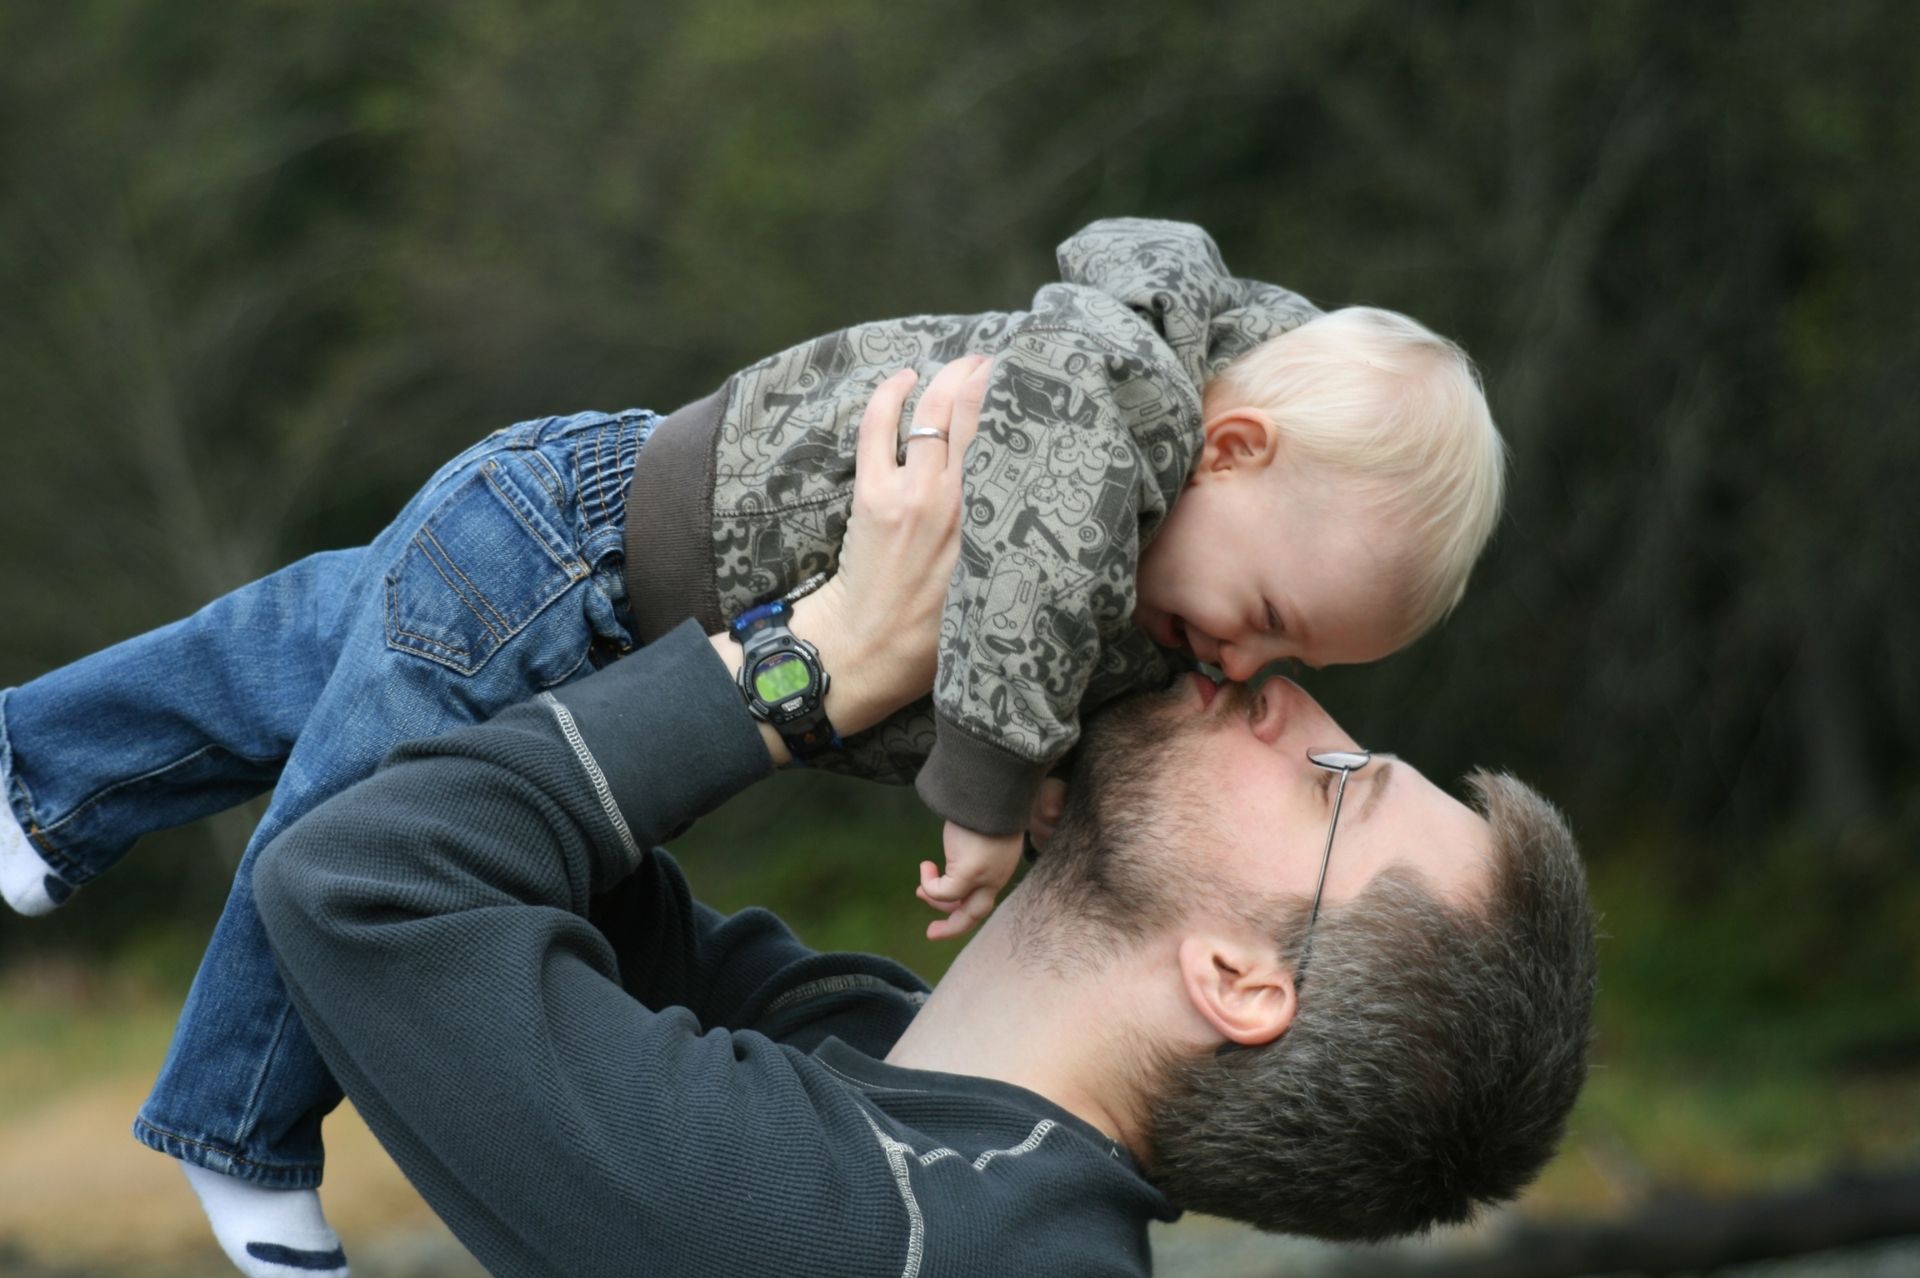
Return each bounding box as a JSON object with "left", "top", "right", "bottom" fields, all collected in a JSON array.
[{"left": 1260, "top": 677, "right": 1350, "bottom": 747}]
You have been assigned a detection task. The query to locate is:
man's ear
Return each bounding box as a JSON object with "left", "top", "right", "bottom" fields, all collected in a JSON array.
[
  {"left": 1176, "top": 934, "right": 1298, "bottom": 1047},
  {"left": 1194, "top": 408, "right": 1281, "bottom": 481}
]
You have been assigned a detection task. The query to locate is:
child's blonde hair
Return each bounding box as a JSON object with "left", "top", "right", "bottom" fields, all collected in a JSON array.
[{"left": 1205, "top": 306, "right": 1506, "bottom": 648}]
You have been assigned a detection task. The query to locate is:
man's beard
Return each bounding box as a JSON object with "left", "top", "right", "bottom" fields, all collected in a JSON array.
[{"left": 1017, "top": 681, "right": 1244, "bottom": 958}]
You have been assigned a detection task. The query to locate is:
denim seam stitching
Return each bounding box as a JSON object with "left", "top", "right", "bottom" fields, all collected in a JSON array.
[
  {"left": 407, "top": 533, "right": 499, "bottom": 645},
  {"left": 480, "top": 463, "right": 580, "bottom": 578},
  {"left": 534, "top": 644, "right": 593, "bottom": 691},
  {"left": 25, "top": 742, "right": 280, "bottom": 850},
  {"left": 586, "top": 424, "right": 608, "bottom": 528},
  {"left": 418, "top": 527, "right": 510, "bottom": 639},
  {"left": 233, "top": 998, "right": 297, "bottom": 1148},
  {"left": 524, "top": 450, "right": 565, "bottom": 505},
  {"left": 387, "top": 625, "right": 471, "bottom": 659},
  {"left": 576, "top": 423, "right": 620, "bottom": 538},
  {"left": 132, "top": 1116, "right": 323, "bottom": 1176},
  {"left": 383, "top": 578, "right": 474, "bottom": 664}
]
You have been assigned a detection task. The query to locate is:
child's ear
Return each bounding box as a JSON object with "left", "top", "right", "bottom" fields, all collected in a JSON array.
[{"left": 1197, "top": 408, "right": 1282, "bottom": 478}]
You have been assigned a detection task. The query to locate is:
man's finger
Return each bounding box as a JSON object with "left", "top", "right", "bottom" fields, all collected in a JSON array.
[
  {"left": 903, "top": 358, "right": 973, "bottom": 475},
  {"left": 943, "top": 357, "right": 990, "bottom": 483},
  {"left": 856, "top": 368, "right": 918, "bottom": 478}
]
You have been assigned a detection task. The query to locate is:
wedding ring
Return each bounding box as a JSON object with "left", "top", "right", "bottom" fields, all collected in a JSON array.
[{"left": 906, "top": 426, "right": 950, "bottom": 442}]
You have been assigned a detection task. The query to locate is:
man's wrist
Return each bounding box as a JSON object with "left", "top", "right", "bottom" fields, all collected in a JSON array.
[
  {"left": 788, "top": 583, "right": 896, "bottom": 737},
  {"left": 706, "top": 582, "right": 902, "bottom": 766}
]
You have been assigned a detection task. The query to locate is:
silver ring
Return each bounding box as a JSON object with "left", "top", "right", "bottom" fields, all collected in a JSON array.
[{"left": 906, "top": 426, "right": 949, "bottom": 442}]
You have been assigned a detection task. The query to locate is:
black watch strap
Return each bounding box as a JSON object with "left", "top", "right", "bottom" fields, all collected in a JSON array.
[{"left": 730, "top": 598, "right": 842, "bottom": 762}]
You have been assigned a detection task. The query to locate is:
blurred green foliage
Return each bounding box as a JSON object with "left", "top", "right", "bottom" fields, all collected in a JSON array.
[{"left": 0, "top": 0, "right": 1915, "bottom": 978}]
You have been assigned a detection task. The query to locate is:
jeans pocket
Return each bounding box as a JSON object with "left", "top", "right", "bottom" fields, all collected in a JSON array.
[{"left": 383, "top": 457, "right": 586, "bottom": 676}]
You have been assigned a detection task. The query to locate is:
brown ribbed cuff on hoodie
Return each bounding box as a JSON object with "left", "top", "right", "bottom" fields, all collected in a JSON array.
[
  {"left": 914, "top": 715, "right": 1052, "bottom": 836},
  {"left": 622, "top": 385, "right": 729, "bottom": 642}
]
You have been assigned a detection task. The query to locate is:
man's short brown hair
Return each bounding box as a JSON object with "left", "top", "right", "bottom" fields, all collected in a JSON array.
[{"left": 1143, "top": 770, "right": 1598, "bottom": 1241}]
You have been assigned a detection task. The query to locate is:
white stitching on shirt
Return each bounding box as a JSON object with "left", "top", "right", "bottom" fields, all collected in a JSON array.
[
  {"left": 913, "top": 1119, "right": 1058, "bottom": 1170},
  {"left": 537, "top": 693, "right": 641, "bottom": 867},
  {"left": 864, "top": 1112, "right": 1062, "bottom": 1273},
  {"left": 862, "top": 1111, "right": 925, "bottom": 1278},
  {"left": 970, "top": 1120, "right": 1057, "bottom": 1170}
]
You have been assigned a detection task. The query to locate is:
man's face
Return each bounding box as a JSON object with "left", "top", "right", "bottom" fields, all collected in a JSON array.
[
  {"left": 1094, "top": 673, "right": 1490, "bottom": 920},
  {"left": 1188, "top": 673, "right": 1488, "bottom": 912}
]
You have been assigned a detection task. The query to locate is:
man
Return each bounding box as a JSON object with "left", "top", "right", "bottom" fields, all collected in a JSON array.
[{"left": 254, "top": 604, "right": 1598, "bottom": 1277}]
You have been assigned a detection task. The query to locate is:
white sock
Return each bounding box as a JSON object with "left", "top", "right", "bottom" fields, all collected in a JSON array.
[
  {"left": 0, "top": 801, "right": 69, "bottom": 916},
  {"left": 181, "top": 1162, "right": 349, "bottom": 1278}
]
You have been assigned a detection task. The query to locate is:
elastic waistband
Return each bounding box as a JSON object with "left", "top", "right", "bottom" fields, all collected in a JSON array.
[
  {"left": 571, "top": 410, "right": 657, "bottom": 546},
  {"left": 487, "top": 408, "right": 653, "bottom": 447}
]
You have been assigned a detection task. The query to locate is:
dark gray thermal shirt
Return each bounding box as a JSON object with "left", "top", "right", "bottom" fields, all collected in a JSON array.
[{"left": 254, "top": 621, "right": 1176, "bottom": 1278}]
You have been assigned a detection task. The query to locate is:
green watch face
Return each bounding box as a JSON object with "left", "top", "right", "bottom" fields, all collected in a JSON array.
[{"left": 752, "top": 651, "right": 812, "bottom": 703}]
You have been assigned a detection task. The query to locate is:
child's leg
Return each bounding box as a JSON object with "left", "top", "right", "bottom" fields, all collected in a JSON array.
[
  {"left": 0, "top": 549, "right": 368, "bottom": 914},
  {"left": 131, "top": 410, "right": 651, "bottom": 1277},
  {"left": 0, "top": 419, "right": 561, "bottom": 918}
]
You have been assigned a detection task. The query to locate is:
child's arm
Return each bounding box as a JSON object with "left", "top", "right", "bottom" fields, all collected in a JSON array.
[
  {"left": 916, "top": 823, "right": 1024, "bottom": 941},
  {"left": 917, "top": 774, "right": 1069, "bottom": 940},
  {"left": 913, "top": 223, "right": 1239, "bottom": 837}
]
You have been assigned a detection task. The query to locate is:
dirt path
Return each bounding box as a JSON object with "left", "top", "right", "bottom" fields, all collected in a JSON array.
[{"left": 0, "top": 1071, "right": 476, "bottom": 1275}]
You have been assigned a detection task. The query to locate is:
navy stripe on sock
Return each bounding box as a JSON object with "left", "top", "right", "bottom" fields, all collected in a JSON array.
[{"left": 246, "top": 1241, "right": 348, "bottom": 1271}]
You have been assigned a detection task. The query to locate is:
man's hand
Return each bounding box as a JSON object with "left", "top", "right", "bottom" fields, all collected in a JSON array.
[
  {"left": 708, "top": 356, "right": 988, "bottom": 763},
  {"left": 916, "top": 822, "right": 1022, "bottom": 941}
]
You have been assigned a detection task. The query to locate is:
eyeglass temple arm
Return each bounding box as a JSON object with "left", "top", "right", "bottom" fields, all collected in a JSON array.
[{"left": 1307, "top": 768, "right": 1353, "bottom": 929}]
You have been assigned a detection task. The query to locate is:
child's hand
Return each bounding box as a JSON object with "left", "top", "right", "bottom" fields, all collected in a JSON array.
[
  {"left": 917, "top": 822, "right": 1023, "bottom": 941},
  {"left": 1027, "top": 777, "right": 1068, "bottom": 852}
]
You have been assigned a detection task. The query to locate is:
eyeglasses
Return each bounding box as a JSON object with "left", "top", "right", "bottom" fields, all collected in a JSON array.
[{"left": 1297, "top": 748, "right": 1373, "bottom": 986}]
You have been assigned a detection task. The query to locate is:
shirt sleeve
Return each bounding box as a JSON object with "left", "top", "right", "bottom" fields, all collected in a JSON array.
[{"left": 254, "top": 623, "right": 915, "bottom": 1278}]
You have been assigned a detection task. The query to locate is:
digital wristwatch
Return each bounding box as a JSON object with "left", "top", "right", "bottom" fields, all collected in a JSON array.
[{"left": 729, "top": 595, "right": 842, "bottom": 763}]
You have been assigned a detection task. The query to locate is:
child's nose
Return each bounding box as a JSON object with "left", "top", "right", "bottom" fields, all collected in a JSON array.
[{"left": 1218, "top": 644, "right": 1264, "bottom": 682}]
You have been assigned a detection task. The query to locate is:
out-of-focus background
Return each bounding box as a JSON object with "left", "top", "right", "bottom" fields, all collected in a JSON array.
[{"left": 2, "top": 3, "right": 1916, "bottom": 1275}]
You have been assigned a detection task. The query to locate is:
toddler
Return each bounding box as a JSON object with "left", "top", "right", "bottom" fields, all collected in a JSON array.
[{"left": 0, "top": 219, "right": 1502, "bottom": 1278}]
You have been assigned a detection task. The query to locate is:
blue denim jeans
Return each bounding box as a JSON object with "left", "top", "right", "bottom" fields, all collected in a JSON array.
[{"left": 0, "top": 409, "right": 655, "bottom": 1187}]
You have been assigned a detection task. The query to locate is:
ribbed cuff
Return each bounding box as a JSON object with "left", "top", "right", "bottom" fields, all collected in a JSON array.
[
  {"left": 915, "top": 716, "right": 1052, "bottom": 836},
  {"left": 622, "top": 384, "right": 728, "bottom": 643}
]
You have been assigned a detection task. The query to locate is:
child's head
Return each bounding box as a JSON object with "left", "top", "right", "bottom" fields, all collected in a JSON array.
[{"left": 1134, "top": 307, "right": 1505, "bottom": 680}]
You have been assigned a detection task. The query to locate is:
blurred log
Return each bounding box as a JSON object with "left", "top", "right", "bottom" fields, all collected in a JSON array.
[{"left": 1319, "top": 1166, "right": 1920, "bottom": 1278}]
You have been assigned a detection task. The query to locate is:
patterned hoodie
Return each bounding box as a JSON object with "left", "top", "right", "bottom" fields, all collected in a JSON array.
[{"left": 622, "top": 218, "right": 1320, "bottom": 834}]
